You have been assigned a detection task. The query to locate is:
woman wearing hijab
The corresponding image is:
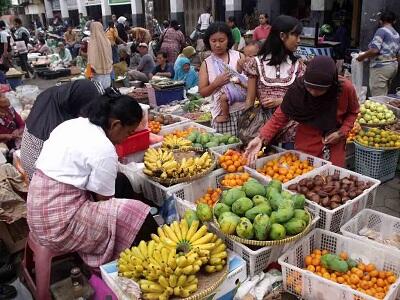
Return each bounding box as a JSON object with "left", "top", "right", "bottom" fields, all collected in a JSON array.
[
  {"left": 245, "top": 56, "right": 360, "bottom": 167},
  {"left": 21, "top": 80, "right": 103, "bottom": 179},
  {"left": 174, "top": 57, "right": 199, "bottom": 89},
  {"left": 174, "top": 46, "right": 196, "bottom": 74},
  {"left": 88, "top": 22, "right": 113, "bottom": 89}
]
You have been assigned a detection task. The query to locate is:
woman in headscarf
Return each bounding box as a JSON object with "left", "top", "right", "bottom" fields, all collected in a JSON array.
[
  {"left": 160, "top": 20, "right": 186, "bottom": 64},
  {"left": 88, "top": 22, "right": 113, "bottom": 89},
  {"left": 174, "top": 57, "right": 198, "bottom": 89},
  {"left": 21, "top": 80, "right": 103, "bottom": 179},
  {"left": 245, "top": 56, "right": 360, "bottom": 167},
  {"left": 174, "top": 46, "right": 196, "bottom": 74},
  {"left": 116, "top": 16, "right": 129, "bottom": 43}
]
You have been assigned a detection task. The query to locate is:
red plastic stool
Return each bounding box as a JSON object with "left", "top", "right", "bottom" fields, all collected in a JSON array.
[{"left": 21, "top": 232, "right": 68, "bottom": 300}]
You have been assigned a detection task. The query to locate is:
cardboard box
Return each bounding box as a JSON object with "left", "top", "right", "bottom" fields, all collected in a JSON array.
[
  {"left": 0, "top": 218, "right": 29, "bottom": 254},
  {"left": 101, "top": 251, "right": 247, "bottom": 300}
]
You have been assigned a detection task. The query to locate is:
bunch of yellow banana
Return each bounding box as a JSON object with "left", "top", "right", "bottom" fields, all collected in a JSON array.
[
  {"left": 140, "top": 274, "right": 198, "bottom": 299},
  {"left": 204, "top": 234, "right": 228, "bottom": 273},
  {"left": 162, "top": 135, "right": 192, "bottom": 150}
]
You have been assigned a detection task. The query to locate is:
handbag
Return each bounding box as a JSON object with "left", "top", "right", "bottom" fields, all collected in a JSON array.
[
  {"left": 238, "top": 105, "right": 271, "bottom": 144},
  {"left": 154, "top": 28, "right": 169, "bottom": 53}
]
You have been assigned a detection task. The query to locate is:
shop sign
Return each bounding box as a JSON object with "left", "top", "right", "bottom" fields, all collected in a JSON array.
[
  {"left": 108, "top": 0, "right": 130, "bottom": 5},
  {"left": 84, "top": 0, "right": 101, "bottom": 5}
]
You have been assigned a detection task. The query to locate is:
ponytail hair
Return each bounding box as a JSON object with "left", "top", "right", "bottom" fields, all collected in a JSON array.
[{"left": 84, "top": 93, "right": 143, "bottom": 131}]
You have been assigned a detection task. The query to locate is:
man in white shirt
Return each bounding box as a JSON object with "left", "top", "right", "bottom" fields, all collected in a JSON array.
[{"left": 197, "top": 7, "right": 213, "bottom": 32}]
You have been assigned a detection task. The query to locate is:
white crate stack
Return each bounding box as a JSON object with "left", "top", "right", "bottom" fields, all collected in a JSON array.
[
  {"left": 283, "top": 164, "right": 380, "bottom": 233},
  {"left": 278, "top": 229, "right": 400, "bottom": 300}
]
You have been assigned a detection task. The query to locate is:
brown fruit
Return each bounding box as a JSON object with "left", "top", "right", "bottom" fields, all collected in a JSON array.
[
  {"left": 331, "top": 195, "right": 341, "bottom": 203},
  {"left": 288, "top": 184, "right": 298, "bottom": 191},
  {"left": 330, "top": 202, "right": 340, "bottom": 209}
]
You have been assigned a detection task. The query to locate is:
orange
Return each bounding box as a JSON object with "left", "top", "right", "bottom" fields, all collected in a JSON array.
[
  {"left": 374, "top": 293, "right": 385, "bottom": 299},
  {"left": 322, "top": 273, "right": 330, "bottom": 279},
  {"left": 339, "top": 252, "right": 348, "bottom": 260},
  {"left": 307, "top": 265, "right": 315, "bottom": 272},
  {"left": 241, "top": 173, "right": 250, "bottom": 180},
  {"left": 337, "top": 277, "right": 345, "bottom": 284},
  {"left": 227, "top": 165, "right": 236, "bottom": 173},
  {"left": 225, "top": 160, "right": 233, "bottom": 166},
  {"left": 279, "top": 168, "right": 288, "bottom": 175},
  {"left": 273, "top": 165, "right": 279, "bottom": 172},
  {"left": 355, "top": 269, "right": 364, "bottom": 278},
  {"left": 219, "top": 156, "right": 225, "bottom": 163},
  {"left": 387, "top": 275, "right": 396, "bottom": 284},
  {"left": 221, "top": 163, "right": 227, "bottom": 170},
  {"left": 237, "top": 166, "right": 244, "bottom": 172},
  {"left": 232, "top": 154, "right": 240, "bottom": 161},
  {"left": 358, "top": 263, "right": 366, "bottom": 272},
  {"left": 386, "top": 271, "right": 395, "bottom": 277},
  {"left": 311, "top": 257, "right": 320, "bottom": 266},
  {"left": 350, "top": 274, "right": 360, "bottom": 285},
  {"left": 362, "top": 274, "right": 371, "bottom": 281},
  {"left": 305, "top": 255, "right": 313, "bottom": 266},
  {"left": 366, "top": 264, "right": 376, "bottom": 272},
  {"left": 234, "top": 160, "right": 241, "bottom": 168},
  {"left": 370, "top": 270, "right": 379, "bottom": 278},
  {"left": 236, "top": 179, "right": 243, "bottom": 186},
  {"left": 376, "top": 278, "right": 385, "bottom": 288},
  {"left": 378, "top": 271, "right": 387, "bottom": 279},
  {"left": 322, "top": 250, "right": 328, "bottom": 255}
]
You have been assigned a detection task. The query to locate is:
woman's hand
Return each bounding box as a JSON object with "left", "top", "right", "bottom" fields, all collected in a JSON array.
[
  {"left": 260, "top": 98, "right": 282, "bottom": 109},
  {"left": 213, "top": 72, "right": 231, "bottom": 89},
  {"left": 244, "top": 136, "right": 263, "bottom": 165},
  {"left": 323, "top": 131, "right": 344, "bottom": 145}
]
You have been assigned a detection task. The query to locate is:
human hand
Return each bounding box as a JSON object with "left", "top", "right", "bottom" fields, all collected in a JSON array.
[
  {"left": 213, "top": 72, "right": 231, "bottom": 88},
  {"left": 244, "top": 136, "right": 263, "bottom": 165},
  {"left": 261, "top": 98, "right": 282, "bottom": 109},
  {"left": 323, "top": 131, "right": 344, "bottom": 145}
]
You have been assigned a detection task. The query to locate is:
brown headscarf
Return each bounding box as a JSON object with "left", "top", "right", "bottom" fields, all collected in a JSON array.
[
  {"left": 281, "top": 56, "right": 340, "bottom": 134},
  {"left": 88, "top": 22, "right": 113, "bottom": 74}
]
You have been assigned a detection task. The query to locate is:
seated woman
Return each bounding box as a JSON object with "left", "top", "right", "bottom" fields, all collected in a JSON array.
[
  {"left": 0, "top": 93, "right": 24, "bottom": 152},
  {"left": 27, "top": 94, "right": 158, "bottom": 267},
  {"left": 29, "top": 38, "right": 50, "bottom": 55},
  {"left": 57, "top": 42, "right": 72, "bottom": 67},
  {"left": 174, "top": 57, "right": 198, "bottom": 90},
  {"left": 151, "top": 51, "right": 175, "bottom": 78}
]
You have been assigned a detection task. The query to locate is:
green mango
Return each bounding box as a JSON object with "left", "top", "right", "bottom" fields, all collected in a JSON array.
[
  {"left": 253, "top": 214, "right": 271, "bottom": 241},
  {"left": 218, "top": 211, "right": 240, "bottom": 224},
  {"left": 214, "top": 203, "right": 231, "bottom": 218},
  {"left": 245, "top": 202, "right": 272, "bottom": 221},
  {"left": 236, "top": 217, "right": 254, "bottom": 239},
  {"left": 222, "top": 188, "right": 246, "bottom": 206},
  {"left": 291, "top": 194, "right": 306, "bottom": 209},
  {"left": 269, "top": 223, "right": 286, "bottom": 240},
  {"left": 219, "top": 213, "right": 240, "bottom": 235},
  {"left": 284, "top": 218, "right": 307, "bottom": 235},
  {"left": 205, "top": 141, "right": 219, "bottom": 148},
  {"left": 196, "top": 203, "right": 212, "bottom": 222},
  {"left": 187, "top": 131, "right": 199, "bottom": 143},
  {"left": 184, "top": 210, "right": 199, "bottom": 227},
  {"left": 293, "top": 209, "right": 310, "bottom": 225},
  {"left": 242, "top": 181, "right": 266, "bottom": 198},
  {"left": 274, "top": 207, "right": 294, "bottom": 224},
  {"left": 227, "top": 136, "right": 238, "bottom": 144},
  {"left": 200, "top": 133, "right": 211, "bottom": 145},
  {"left": 192, "top": 143, "right": 203, "bottom": 149},
  {"left": 269, "top": 211, "right": 277, "bottom": 224},
  {"left": 252, "top": 195, "right": 268, "bottom": 206},
  {"left": 281, "top": 190, "right": 292, "bottom": 200},
  {"left": 269, "top": 189, "right": 283, "bottom": 211},
  {"left": 231, "top": 197, "right": 254, "bottom": 216},
  {"left": 267, "top": 180, "right": 282, "bottom": 193},
  {"left": 210, "top": 136, "right": 220, "bottom": 144},
  {"left": 219, "top": 134, "right": 230, "bottom": 144}
]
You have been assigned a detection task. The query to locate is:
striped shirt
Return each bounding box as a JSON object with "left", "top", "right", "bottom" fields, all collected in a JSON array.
[{"left": 368, "top": 25, "right": 400, "bottom": 68}]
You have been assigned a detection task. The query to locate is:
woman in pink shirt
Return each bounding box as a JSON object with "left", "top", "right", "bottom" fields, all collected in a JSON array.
[{"left": 253, "top": 13, "right": 271, "bottom": 42}]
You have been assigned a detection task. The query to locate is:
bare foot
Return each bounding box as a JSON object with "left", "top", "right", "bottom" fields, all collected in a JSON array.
[{"left": 215, "top": 115, "right": 229, "bottom": 123}]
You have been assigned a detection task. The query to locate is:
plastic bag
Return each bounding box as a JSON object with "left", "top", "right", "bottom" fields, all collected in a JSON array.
[
  {"left": 117, "top": 162, "right": 142, "bottom": 193},
  {"left": 351, "top": 53, "right": 363, "bottom": 89},
  {"left": 160, "top": 194, "right": 179, "bottom": 224},
  {"left": 238, "top": 105, "right": 270, "bottom": 144},
  {"left": 16, "top": 85, "right": 40, "bottom": 105},
  {"left": 5, "top": 91, "right": 22, "bottom": 113}
]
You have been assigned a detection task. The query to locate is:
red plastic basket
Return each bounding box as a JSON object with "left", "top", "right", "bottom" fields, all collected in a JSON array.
[{"left": 115, "top": 129, "right": 150, "bottom": 158}]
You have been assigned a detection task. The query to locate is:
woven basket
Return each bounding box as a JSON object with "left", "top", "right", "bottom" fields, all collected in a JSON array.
[
  {"left": 354, "top": 140, "right": 400, "bottom": 151},
  {"left": 359, "top": 120, "right": 397, "bottom": 128},
  {"left": 171, "top": 265, "right": 228, "bottom": 300},
  {"left": 146, "top": 149, "right": 217, "bottom": 186},
  {"left": 213, "top": 209, "right": 314, "bottom": 247}
]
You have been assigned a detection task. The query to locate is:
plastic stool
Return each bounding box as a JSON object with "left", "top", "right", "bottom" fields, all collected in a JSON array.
[{"left": 21, "top": 232, "right": 68, "bottom": 300}]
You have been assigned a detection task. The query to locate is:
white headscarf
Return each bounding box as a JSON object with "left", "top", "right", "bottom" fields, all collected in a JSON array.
[{"left": 117, "top": 16, "right": 127, "bottom": 24}]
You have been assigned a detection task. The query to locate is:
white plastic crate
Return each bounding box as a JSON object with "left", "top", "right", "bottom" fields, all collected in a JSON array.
[
  {"left": 355, "top": 143, "right": 400, "bottom": 182},
  {"left": 283, "top": 164, "right": 381, "bottom": 233},
  {"left": 158, "top": 121, "right": 216, "bottom": 136},
  {"left": 278, "top": 229, "right": 400, "bottom": 300},
  {"left": 245, "top": 150, "right": 330, "bottom": 185},
  {"left": 150, "top": 111, "right": 190, "bottom": 130},
  {"left": 341, "top": 209, "right": 400, "bottom": 254}
]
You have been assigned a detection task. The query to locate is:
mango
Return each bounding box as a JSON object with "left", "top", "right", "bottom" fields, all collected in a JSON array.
[
  {"left": 231, "top": 197, "right": 254, "bottom": 216},
  {"left": 252, "top": 195, "right": 268, "bottom": 205},
  {"left": 245, "top": 202, "right": 272, "bottom": 221},
  {"left": 242, "top": 180, "right": 266, "bottom": 198},
  {"left": 205, "top": 141, "right": 219, "bottom": 148},
  {"left": 293, "top": 209, "right": 310, "bottom": 225},
  {"left": 291, "top": 194, "right": 306, "bottom": 209},
  {"left": 267, "top": 180, "right": 282, "bottom": 192},
  {"left": 222, "top": 188, "right": 246, "bottom": 206},
  {"left": 218, "top": 211, "right": 239, "bottom": 224},
  {"left": 219, "top": 213, "right": 240, "bottom": 235},
  {"left": 269, "top": 189, "right": 284, "bottom": 211},
  {"left": 284, "top": 218, "right": 306, "bottom": 235},
  {"left": 253, "top": 214, "right": 271, "bottom": 241},
  {"left": 270, "top": 211, "right": 278, "bottom": 224},
  {"left": 269, "top": 223, "right": 286, "bottom": 240},
  {"left": 236, "top": 217, "right": 254, "bottom": 239},
  {"left": 214, "top": 203, "right": 231, "bottom": 218},
  {"left": 187, "top": 132, "right": 198, "bottom": 142},
  {"left": 184, "top": 210, "right": 199, "bottom": 227},
  {"left": 196, "top": 203, "right": 212, "bottom": 222},
  {"left": 274, "top": 207, "right": 294, "bottom": 224}
]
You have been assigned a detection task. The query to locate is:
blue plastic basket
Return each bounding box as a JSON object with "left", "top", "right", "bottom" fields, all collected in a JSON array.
[{"left": 151, "top": 86, "right": 184, "bottom": 106}]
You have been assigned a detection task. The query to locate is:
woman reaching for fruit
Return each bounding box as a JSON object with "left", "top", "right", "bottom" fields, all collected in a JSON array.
[
  {"left": 27, "top": 94, "right": 158, "bottom": 267},
  {"left": 245, "top": 56, "right": 360, "bottom": 167}
]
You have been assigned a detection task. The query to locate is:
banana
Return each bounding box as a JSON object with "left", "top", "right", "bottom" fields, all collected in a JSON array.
[
  {"left": 186, "top": 275, "right": 197, "bottom": 285},
  {"left": 171, "top": 221, "right": 182, "bottom": 241},
  {"left": 143, "top": 168, "right": 154, "bottom": 176},
  {"left": 189, "top": 225, "right": 208, "bottom": 243},
  {"left": 169, "top": 274, "right": 177, "bottom": 288},
  {"left": 182, "top": 265, "right": 194, "bottom": 275},
  {"left": 180, "top": 218, "right": 189, "bottom": 240},
  {"left": 157, "top": 227, "right": 167, "bottom": 240},
  {"left": 211, "top": 243, "right": 226, "bottom": 254},
  {"left": 176, "top": 256, "right": 187, "bottom": 268},
  {"left": 196, "top": 243, "right": 216, "bottom": 251},
  {"left": 138, "top": 241, "right": 148, "bottom": 258},
  {"left": 140, "top": 282, "right": 164, "bottom": 293},
  {"left": 186, "top": 220, "right": 200, "bottom": 241},
  {"left": 161, "top": 247, "right": 169, "bottom": 263},
  {"left": 177, "top": 274, "right": 187, "bottom": 287},
  {"left": 205, "top": 265, "right": 217, "bottom": 273},
  {"left": 130, "top": 246, "right": 145, "bottom": 260},
  {"left": 192, "top": 232, "right": 214, "bottom": 246},
  {"left": 211, "top": 250, "right": 227, "bottom": 259},
  {"left": 160, "top": 236, "right": 177, "bottom": 248},
  {"left": 179, "top": 289, "right": 191, "bottom": 298},
  {"left": 209, "top": 257, "right": 222, "bottom": 265},
  {"left": 174, "top": 286, "right": 182, "bottom": 296},
  {"left": 153, "top": 249, "right": 163, "bottom": 264},
  {"left": 163, "top": 224, "right": 179, "bottom": 243},
  {"left": 183, "top": 283, "right": 197, "bottom": 293},
  {"left": 158, "top": 275, "right": 169, "bottom": 289},
  {"left": 150, "top": 233, "right": 160, "bottom": 243},
  {"left": 174, "top": 266, "right": 183, "bottom": 276},
  {"left": 198, "top": 249, "right": 210, "bottom": 257},
  {"left": 142, "top": 292, "right": 164, "bottom": 300}
]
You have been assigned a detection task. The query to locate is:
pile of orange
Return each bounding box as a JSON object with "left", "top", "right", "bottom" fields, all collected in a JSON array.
[
  {"left": 220, "top": 172, "right": 250, "bottom": 188},
  {"left": 219, "top": 149, "right": 247, "bottom": 173},
  {"left": 165, "top": 127, "right": 206, "bottom": 138},
  {"left": 304, "top": 249, "right": 397, "bottom": 299},
  {"left": 256, "top": 152, "right": 314, "bottom": 183},
  {"left": 196, "top": 187, "right": 222, "bottom": 206},
  {"left": 149, "top": 121, "right": 162, "bottom": 134}
]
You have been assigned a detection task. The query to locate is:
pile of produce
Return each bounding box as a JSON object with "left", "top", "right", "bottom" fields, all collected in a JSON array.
[
  {"left": 287, "top": 174, "right": 374, "bottom": 210},
  {"left": 162, "top": 135, "right": 192, "bottom": 150},
  {"left": 165, "top": 127, "right": 199, "bottom": 138},
  {"left": 214, "top": 179, "right": 310, "bottom": 241},
  {"left": 220, "top": 172, "right": 251, "bottom": 188},
  {"left": 388, "top": 99, "right": 400, "bottom": 109},
  {"left": 219, "top": 149, "right": 247, "bottom": 173},
  {"left": 355, "top": 128, "right": 400, "bottom": 149},
  {"left": 118, "top": 219, "right": 227, "bottom": 299},
  {"left": 195, "top": 188, "right": 223, "bottom": 207},
  {"left": 386, "top": 122, "right": 400, "bottom": 133},
  {"left": 143, "top": 148, "right": 214, "bottom": 179},
  {"left": 183, "top": 94, "right": 204, "bottom": 113},
  {"left": 358, "top": 100, "right": 396, "bottom": 125},
  {"left": 149, "top": 121, "right": 162, "bottom": 134},
  {"left": 347, "top": 122, "right": 361, "bottom": 142},
  {"left": 304, "top": 249, "right": 397, "bottom": 299},
  {"left": 186, "top": 131, "right": 240, "bottom": 149},
  {"left": 184, "top": 112, "right": 212, "bottom": 123},
  {"left": 256, "top": 152, "right": 314, "bottom": 183},
  {"left": 149, "top": 113, "right": 182, "bottom": 126}
]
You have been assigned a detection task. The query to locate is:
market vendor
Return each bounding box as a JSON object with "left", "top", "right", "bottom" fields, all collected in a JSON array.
[
  {"left": 27, "top": 94, "right": 158, "bottom": 268},
  {"left": 29, "top": 38, "right": 50, "bottom": 55},
  {"left": 174, "top": 57, "right": 198, "bottom": 89},
  {"left": 57, "top": 42, "right": 72, "bottom": 67},
  {"left": 245, "top": 56, "right": 360, "bottom": 167},
  {"left": 21, "top": 79, "right": 104, "bottom": 179}
]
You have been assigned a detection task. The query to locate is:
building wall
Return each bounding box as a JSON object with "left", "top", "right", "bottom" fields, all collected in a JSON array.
[{"left": 184, "top": 0, "right": 211, "bottom": 35}]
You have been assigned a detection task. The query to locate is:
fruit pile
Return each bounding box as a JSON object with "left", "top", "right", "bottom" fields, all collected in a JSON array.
[
  {"left": 165, "top": 127, "right": 203, "bottom": 139},
  {"left": 118, "top": 219, "right": 227, "bottom": 299},
  {"left": 358, "top": 100, "right": 396, "bottom": 125},
  {"left": 186, "top": 131, "right": 240, "bottom": 149},
  {"left": 149, "top": 121, "right": 162, "bottom": 134},
  {"left": 214, "top": 179, "right": 309, "bottom": 241},
  {"left": 196, "top": 188, "right": 222, "bottom": 207},
  {"left": 355, "top": 128, "right": 400, "bottom": 149},
  {"left": 218, "top": 149, "right": 247, "bottom": 173},
  {"left": 347, "top": 122, "right": 361, "bottom": 142},
  {"left": 304, "top": 249, "right": 397, "bottom": 299},
  {"left": 162, "top": 135, "right": 192, "bottom": 150},
  {"left": 149, "top": 113, "right": 182, "bottom": 126},
  {"left": 256, "top": 153, "right": 314, "bottom": 183},
  {"left": 220, "top": 172, "right": 251, "bottom": 188},
  {"left": 288, "top": 174, "right": 374, "bottom": 210},
  {"left": 143, "top": 148, "right": 214, "bottom": 179}
]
